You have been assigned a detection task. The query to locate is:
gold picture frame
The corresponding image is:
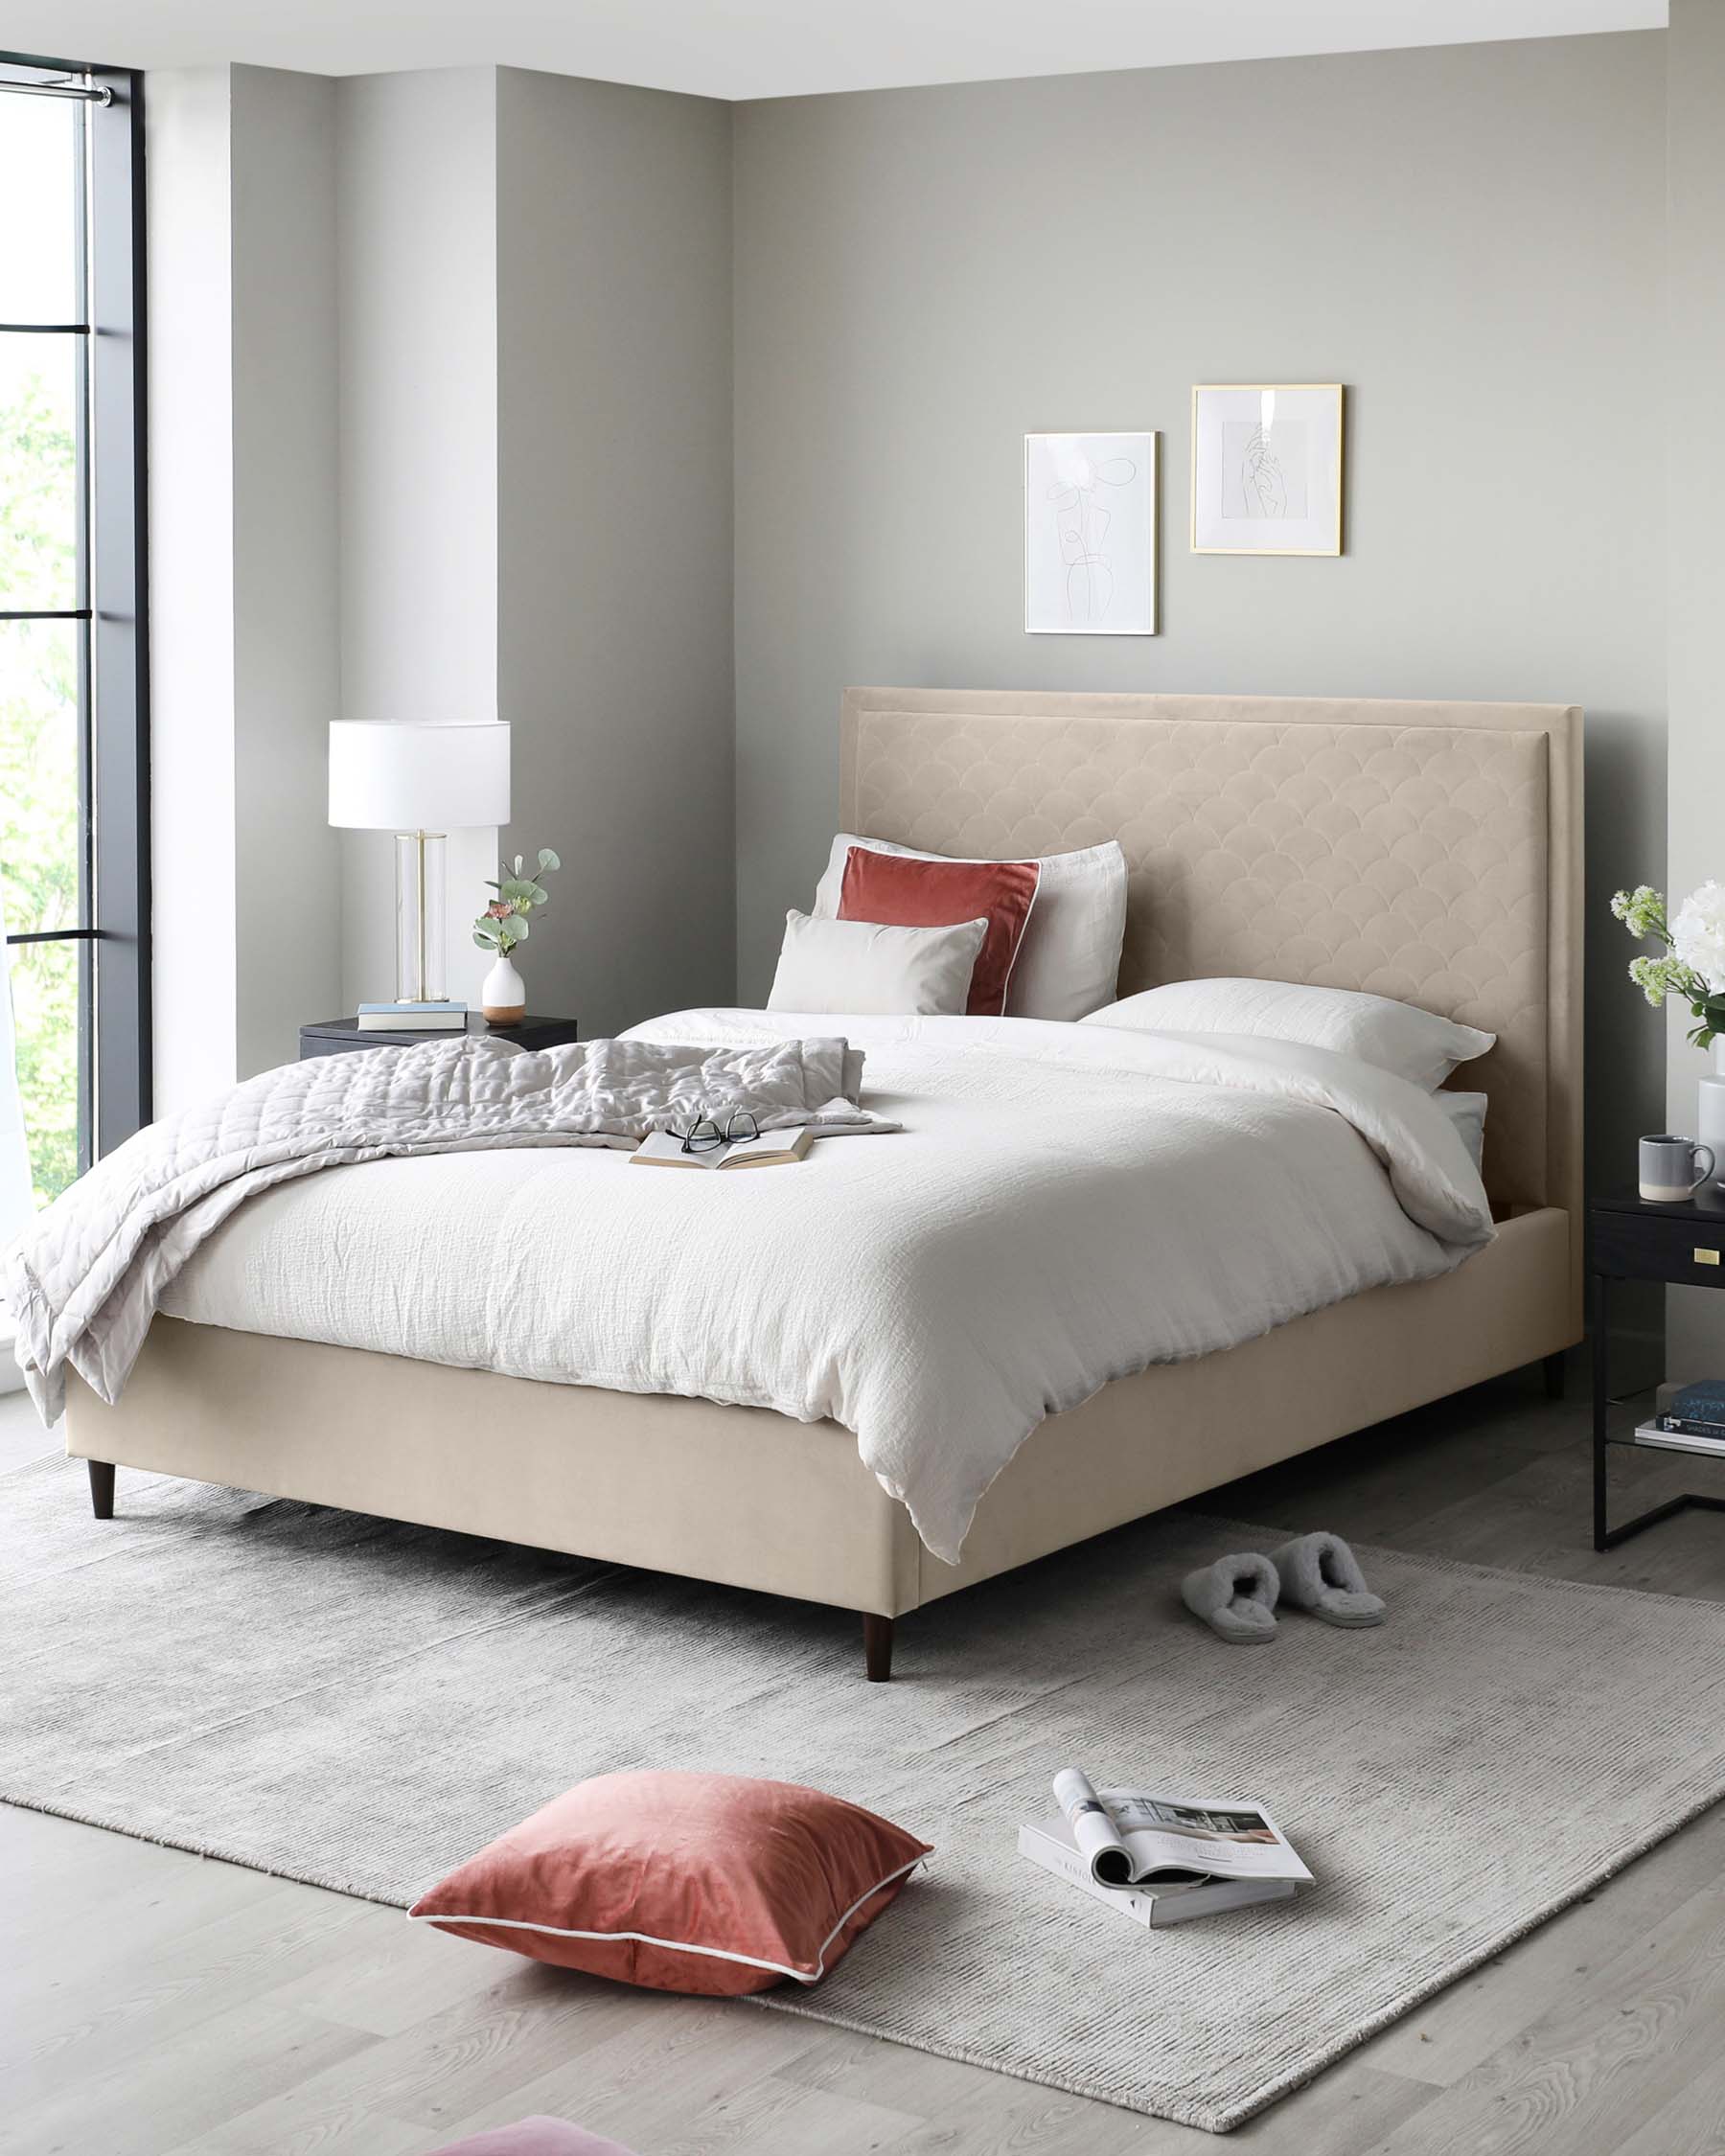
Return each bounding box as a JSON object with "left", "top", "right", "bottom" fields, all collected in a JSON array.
[{"left": 1190, "top": 383, "right": 1345, "bottom": 557}]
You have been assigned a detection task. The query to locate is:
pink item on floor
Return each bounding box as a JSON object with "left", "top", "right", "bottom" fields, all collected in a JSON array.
[{"left": 427, "top": 2118, "right": 639, "bottom": 2155}]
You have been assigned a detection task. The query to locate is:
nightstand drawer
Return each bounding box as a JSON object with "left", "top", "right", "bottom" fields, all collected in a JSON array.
[{"left": 1592, "top": 1207, "right": 1725, "bottom": 1287}]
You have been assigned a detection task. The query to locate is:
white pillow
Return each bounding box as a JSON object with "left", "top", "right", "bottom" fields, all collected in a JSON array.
[
  {"left": 767, "top": 908, "right": 988, "bottom": 1017},
  {"left": 1436, "top": 1089, "right": 1488, "bottom": 1172},
  {"left": 1081, "top": 977, "right": 1496, "bottom": 1090},
  {"left": 813, "top": 835, "right": 1126, "bottom": 1023}
]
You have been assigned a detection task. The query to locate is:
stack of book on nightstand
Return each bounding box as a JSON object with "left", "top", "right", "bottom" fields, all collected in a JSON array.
[
  {"left": 355, "top": 1001, "right": 469, "bottom": 1033},
  {"left": 1638, "top": 1380, "right": 1725, "bottom": 1456}
]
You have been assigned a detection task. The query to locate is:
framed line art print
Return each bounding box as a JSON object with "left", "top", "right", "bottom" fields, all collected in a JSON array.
[
  {"left": 1024, "top": 431, "right": 1158, "bottom": 634},
  {"left": 1190, "top": 384, "right": 1344, "bottom": 556}
]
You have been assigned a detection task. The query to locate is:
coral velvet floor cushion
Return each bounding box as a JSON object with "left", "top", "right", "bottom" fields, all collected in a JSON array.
[
  {"left": 428, "top": 2121, "right": 639, "bottom": 2155},
  {"left": 409, "top": 1770, "right": 932, "bottom": 1997},
  {"left": 837, "top": 845, "right": 1040, "bottom": 1016}
]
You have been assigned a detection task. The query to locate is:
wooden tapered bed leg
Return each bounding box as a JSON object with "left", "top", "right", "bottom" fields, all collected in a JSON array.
[
  {"left": 1542, "top": 1351, "right": 1566, "bottom": 1401},
  {"left": 87, "top": 1460, "right": 115, "bottom": 1520},
  {"left": 862, "top": 1613, "right": 895, "bottom": 1683}
]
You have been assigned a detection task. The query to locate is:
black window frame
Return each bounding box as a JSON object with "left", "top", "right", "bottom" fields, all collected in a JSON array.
[{"left": 0, "top": 53, "right": 150, "bottom": 1167}]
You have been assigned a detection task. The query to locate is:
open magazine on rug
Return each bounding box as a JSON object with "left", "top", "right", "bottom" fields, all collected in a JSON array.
[
  {"left": 1016, "top": 1815, "right": 1299, "bottom": 1928},
  {"left": 1051, "top": 1768, "right": 1314, "bottom": 1889}
]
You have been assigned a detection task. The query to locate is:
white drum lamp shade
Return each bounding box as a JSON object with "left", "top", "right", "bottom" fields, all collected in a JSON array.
[
  {"left": 328, "top": 721, "right": 511, "bottom": 832},
  {"left": 328, "top": 722, "right": 512, "bottom": 1007}
]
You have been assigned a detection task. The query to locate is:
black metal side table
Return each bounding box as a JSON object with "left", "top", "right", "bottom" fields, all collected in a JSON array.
[
  {"left": 299, "top": 1014, "right": 580, "bottom": 1058},
  {"left": 1591, "top": 1185, "right": 1725, "bottom": 1549}
]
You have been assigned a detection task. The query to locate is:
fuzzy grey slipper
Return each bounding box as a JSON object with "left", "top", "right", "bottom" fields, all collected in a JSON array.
[
  {"left": 1181, "top": 1551, "right": 1280, "bottom": 1643},
  {"left": 1271, "top": 1531, "right": 1385, "bottom": 1628}
]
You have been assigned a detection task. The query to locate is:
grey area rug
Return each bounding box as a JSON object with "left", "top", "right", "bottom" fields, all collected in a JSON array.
[{"left": 8, "top": 1457, "right": 1725, "bottom": 2133}]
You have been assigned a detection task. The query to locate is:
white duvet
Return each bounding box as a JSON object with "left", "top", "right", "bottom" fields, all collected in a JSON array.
[{"left": 156, "top": 1009, "right": 1493, "bottom": 1563}]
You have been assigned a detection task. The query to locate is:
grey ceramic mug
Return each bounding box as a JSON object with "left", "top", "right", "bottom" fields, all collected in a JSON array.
[{"left": 1640, "top": 1134, "right": 1715, "bottom": 1203}]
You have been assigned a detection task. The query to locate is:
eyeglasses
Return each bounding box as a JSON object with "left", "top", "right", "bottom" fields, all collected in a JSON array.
[{"left": 678, "top": 1110, "right": 760, "bottom": 1155}]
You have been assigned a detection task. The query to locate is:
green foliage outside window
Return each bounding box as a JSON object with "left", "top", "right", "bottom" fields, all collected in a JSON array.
[{"left": 1, "top": 373, "right": 81, "bottom": 1205}]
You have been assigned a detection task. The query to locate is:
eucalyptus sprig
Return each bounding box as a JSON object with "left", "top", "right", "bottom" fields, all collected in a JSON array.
[{"left": 474, "top": 848, "right": 561, "bottom": 956}]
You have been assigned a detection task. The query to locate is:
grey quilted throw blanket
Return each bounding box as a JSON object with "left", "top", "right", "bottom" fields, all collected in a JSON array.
[{"left": 3, "top": 1033, "right": 883, "bottom": 1422}]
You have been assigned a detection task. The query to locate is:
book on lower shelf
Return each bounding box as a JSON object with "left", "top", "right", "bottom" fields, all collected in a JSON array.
[
  {"left": 355, "top": 1001, "right": 469, "bottom": 1032},
  {"left": 1638, "top": 1417, "right": 1725, "bottom": 1456},
  {"left": 1656, "top": 1381, "right": 1725, "bottom": 1447}
]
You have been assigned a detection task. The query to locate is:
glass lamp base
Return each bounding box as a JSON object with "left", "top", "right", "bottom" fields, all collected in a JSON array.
[{"left": 394, "top": 830, "right": 448, "bottom": 1004}]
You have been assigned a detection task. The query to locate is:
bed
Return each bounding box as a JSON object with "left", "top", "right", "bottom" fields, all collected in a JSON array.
[{"left": 64, "top": 688, "right": 1583, "bottom": 1678}]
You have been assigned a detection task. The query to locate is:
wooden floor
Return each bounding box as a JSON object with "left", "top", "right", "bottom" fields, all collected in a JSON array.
[{"left": 5, "top": 1367, "right": 1725, "bottom": 2156}]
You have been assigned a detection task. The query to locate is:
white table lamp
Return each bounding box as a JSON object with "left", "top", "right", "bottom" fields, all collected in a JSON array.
[{"left": 329, "top": 722, "right": 512, "bottom": 1006}]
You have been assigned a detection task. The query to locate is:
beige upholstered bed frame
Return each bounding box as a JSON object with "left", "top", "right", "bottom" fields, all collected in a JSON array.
[{"left": 68, "top": 689, "right": 1584, "bottom": 1678}]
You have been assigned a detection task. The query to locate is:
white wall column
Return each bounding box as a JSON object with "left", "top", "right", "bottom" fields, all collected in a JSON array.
[
  {"left": 147, "top": 66, "right": 238, "bottom": 1112},
  {"left": 335, "top": 67, "right": 501, "bottom": 1013}
]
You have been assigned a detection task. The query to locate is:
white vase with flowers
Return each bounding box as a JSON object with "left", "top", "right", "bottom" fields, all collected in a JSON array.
[
  {"left": 473, "top": 849, "right": 561, "bottom": 1025},
  {"left": 1613, "top": 881, "right": 1725, "bottom": 1170}
]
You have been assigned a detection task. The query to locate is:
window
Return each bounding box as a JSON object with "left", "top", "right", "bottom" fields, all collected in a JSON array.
[{"left": 0, "top": 56, "right": 149, "bottom": 1207}]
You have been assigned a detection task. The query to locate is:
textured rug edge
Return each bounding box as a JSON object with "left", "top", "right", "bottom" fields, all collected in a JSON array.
[
  {"left": 0, "top": 1783, "right": 411, "bottom": 1912},
  {"left": 7, "top": 1763, "right": 1724, "bottom": 2135},
  {"left": 1207, "top": 1768, "right": 1725, "bottom": 2129},
  {"left": 747, "top": 1767, "right": 1725, "bottom": 2134}
]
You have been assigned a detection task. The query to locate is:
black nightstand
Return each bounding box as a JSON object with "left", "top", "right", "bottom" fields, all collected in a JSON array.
[
  {"left": 1591, "top": 1184, "right": 1725, "bottom": 1550},
  {"left": 299, "top": 1014, "right": 581, "bottom": 1058}
]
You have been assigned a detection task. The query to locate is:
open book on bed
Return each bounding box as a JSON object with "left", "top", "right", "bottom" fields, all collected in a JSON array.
[{"left": 631, "top": 1126, "right": 813, "bottom": 1172}]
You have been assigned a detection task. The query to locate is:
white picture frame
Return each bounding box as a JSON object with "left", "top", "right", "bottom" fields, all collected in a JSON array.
[
  {"left": 1190, "top": 384, "right": 1344, "bottom": 557},
  {"left": 1024, "top": 431, "right": 1158, "bottom": 635}
]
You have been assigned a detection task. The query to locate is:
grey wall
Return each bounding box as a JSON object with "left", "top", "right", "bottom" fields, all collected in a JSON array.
[
  {"left": 230, "top": 66, "right": 342, "bottom": 1075},
  {"left": 496, "top": 68, "right": 734, "bottom": 1037},
  {"left": 733, "top": 32, "right": 1668, "bottom": 1189},
  {"left": 1664, "top": 0, "right": 1725, "bottom": 1377}
]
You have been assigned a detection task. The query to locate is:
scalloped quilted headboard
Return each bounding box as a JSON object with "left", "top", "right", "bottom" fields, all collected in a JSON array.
[{"left": 840, "top": 687, "right": 1582, "bottom": 1235}]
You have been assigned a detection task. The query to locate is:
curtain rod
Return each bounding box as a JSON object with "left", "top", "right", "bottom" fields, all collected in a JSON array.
[{"left": 0, "top": 76, "right": 110, "bottom": 103}]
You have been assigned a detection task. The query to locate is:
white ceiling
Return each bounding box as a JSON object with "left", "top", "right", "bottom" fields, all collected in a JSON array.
[{"left": 6, "top": 0, "right": 1664, "bottom": 103}]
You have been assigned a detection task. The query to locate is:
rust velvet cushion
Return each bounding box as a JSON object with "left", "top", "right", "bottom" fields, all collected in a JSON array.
[
  {"left": 837, "top": 845, "right": 1040, "bottom": 1017},
  {"left": 408, "top": 1771, "right": 932, "bottom": 1997}
]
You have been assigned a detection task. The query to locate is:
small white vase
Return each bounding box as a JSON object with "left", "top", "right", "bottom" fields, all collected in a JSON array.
[
  {"left": 480, "top": 952, "right": 526, "bottom": 1025},
  {"left": 1698, "top": 1041, "right": 1725, "bottom": 1180}
]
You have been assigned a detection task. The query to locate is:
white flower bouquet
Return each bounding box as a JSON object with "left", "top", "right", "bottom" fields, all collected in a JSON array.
[{"left": 1612, "top": 882, "right": 1725, "bottom": 1048}]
